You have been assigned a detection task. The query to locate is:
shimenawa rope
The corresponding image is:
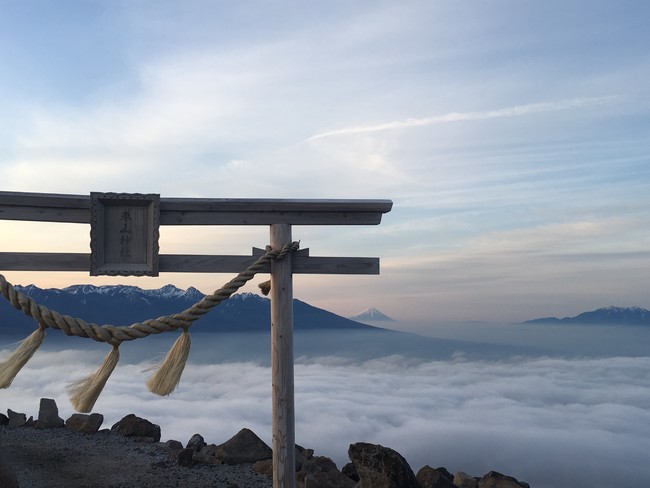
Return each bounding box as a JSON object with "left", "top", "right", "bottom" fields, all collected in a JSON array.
[{"left": 0, "top": 242, "right": 298, "bottom": 412}]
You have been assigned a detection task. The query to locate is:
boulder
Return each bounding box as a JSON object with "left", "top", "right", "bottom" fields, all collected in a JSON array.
[
  {"left": 6, "top": 410, "right": 26, "bottom": 428},
  {"left": 297, "top": 455, "right": 355, "bottom": 488},
  {"left": 165, "top": 439, "right": 184, "bottom": 451},
  {"left": 252, "top": 459, "right": 273, "bottom": 476},
  {"left": 342, "top": 462, "right": 360, "bottom": 482},
  {"left": 23, "top": 416, "right": 35, "bottom": 428},
  {"left": 295, "top": 447, "right": 307, "bottom": 471},
  {"left": 301, "top": 455, "right": 338, "bottom": 474},
  {"left": 251, "top": 445, "right": 306, "bottom": 476},
  {"left": 313, "top": 470, "right": 356, "bottom": 488},
  {"left": 211, "top": 428, "right": 272, "bottom": 464},
  {"left": 454, "top": 471, "right": 478, "bottom": 488},
  {"left": 435, "top": 467, "right": 453, "bottom": 481},
  {"left": 348, "top": 442, "right": 419, "bottom": 488},
  {"left": 0, "top": 441, "right": 19, "bottom": 488},
  {"left": 186, "top": 433, "right": 207, "bottom": 452},
  {"left": 193, "top": 444, "right": 222, "bottom": 465},
  {"left": 303, "top": 473, "right": 319, "bottom": 488},
  {"left": 478, "top": 471, "right": 528, "bottom": 488},
  {"left": 111, "top": 414, "right": 161, "bottom": 442},
  {"left": 416, "top": 465, "right": 455, "bottom": 488},
  {"left": 176, "top": 447, "right": 195, "bottom": 467},
  {"left": 0, "top": 413, "right": 8, "bottom": 426},
  {"left": 297, "top": 445, "right": 314, "bottom": 460},
  {"left": 35, "top": 398, "right": 65, "bottom": 429},
  {"left": 66, "top": 413, "right": 104, "bottom": 433}
]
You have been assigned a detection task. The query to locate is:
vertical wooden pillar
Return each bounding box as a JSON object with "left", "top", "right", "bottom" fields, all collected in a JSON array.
[{"left": 270, "top": 223, "right": 295, "bottom": 488}]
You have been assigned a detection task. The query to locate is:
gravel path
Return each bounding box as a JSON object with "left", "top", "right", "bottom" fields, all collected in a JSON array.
[{"left": 1, "top": 426, "right": 273, "bottom": 488}]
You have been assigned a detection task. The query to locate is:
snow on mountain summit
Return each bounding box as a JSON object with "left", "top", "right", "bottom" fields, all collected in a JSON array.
[{"left": 348, "top": 307, "right": 394, "bottom": 322}]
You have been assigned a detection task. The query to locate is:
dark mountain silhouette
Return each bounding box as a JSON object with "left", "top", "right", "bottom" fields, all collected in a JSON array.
[
  {"left": 523, "top": 306, "right": 650, "bottom": 325},
  {"left": 0, "top": 284, "right": 378, "bottom": 334}
]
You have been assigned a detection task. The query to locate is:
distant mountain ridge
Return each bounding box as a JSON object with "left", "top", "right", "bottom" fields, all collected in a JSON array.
[
  {"left": 524, "top": 306, "right": 650, "bottom": 325},
  {"left": 0, "top": 284, "right": 378, "bottom": 334}
]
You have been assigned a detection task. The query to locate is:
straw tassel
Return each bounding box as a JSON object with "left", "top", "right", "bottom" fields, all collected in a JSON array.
[
  {"left": 258, "top": 280, "right": 271, "bottom": 296},
  {"left": 146, "top": 329, "right": 191, "bottom": 396},
  {"left": 68, "top": 345, "right": 120, "bottom": 413},
  {"left": 0, "top": 326, "right": 46, "bottom": 388}
]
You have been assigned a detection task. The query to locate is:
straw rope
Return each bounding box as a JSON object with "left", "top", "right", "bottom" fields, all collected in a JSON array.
[
  {"left": 0, "top": 242, "right": 298, "bottom": 346},
  {"left": 0, "top": 242, "right": 298, "bottom": 410}
]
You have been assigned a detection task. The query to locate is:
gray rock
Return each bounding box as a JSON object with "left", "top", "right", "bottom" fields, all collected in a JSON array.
[
  {"left": 211, "top": 428, "right": 272, "bottom": 464},
  {"left": 165, "top": 439, "right": 184, "bottom": 451},
  {"left": 0, "top": 441, "right": 19, "bottom": 488},
  {"left": 193, "top": 444, "right": 220, "bottom": 464},
  {"left": 252, "top": 459, "right": 273, "bottom": 476},
  {"left": 297, "top": 455, "right": 354, "bottom": 487},
  {"left": 435, "top": 467, "right": 453, "bottom": 481},
  {"left": 251, "top": 447, "right": 306, "bottom": 476},
  {"left": 342, "top": 462, "right": 360, "bottom": 482},
  {"left": 66, "top": 413, "right": 104, "bottom": 433},
  {"left": 6, "top": 410, "right": 26, "bottom": 428},
  {"left": 22, "top": 416, "right": 35, "bottom": 428},
  {"left": 416, "top": 465, "right": 455, "bottom": 488},
  {"left": 176, "top": 447, "right": 195, "bottom": 467},
  {"left": 348, "top": 442, "right": 419, "bottom": 488},
  {"left": 186, "top": 433, "right": 206, "bottom": 452},
  {"left": 312, "top": 470, "right": 356, "bottom": 488},
  {"left": 300, "top": 447, "right": 314, "bottom": 460},
  {"left": 303, "top": 473, "right": 319, "bottom": 488},
  {"left": 111, "top": 414, "right": 161, "bottom": 442},
  {"left": 301, "top": 456, "right": 338, "bottom": 474},
  {"left": 478, "top": 471, "right": 527, "bottom": 488},
  {"left": 454, "top": 471, "right": 478, "bottom": 488},
  {"left": 35, "top": 398, "right": 65, "bottom": 429},
  {"left": 0, "top": 413, "right": 8, "bottom": 426}
]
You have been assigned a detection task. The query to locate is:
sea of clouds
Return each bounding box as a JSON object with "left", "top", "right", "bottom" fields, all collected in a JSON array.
[{"left": 1, "top": 330, "right": 650, "bottom": 488}]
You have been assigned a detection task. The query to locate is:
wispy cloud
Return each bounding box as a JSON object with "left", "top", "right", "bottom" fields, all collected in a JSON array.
[{"left": 307, "top": 96, "right": 619, "bottom": 141}]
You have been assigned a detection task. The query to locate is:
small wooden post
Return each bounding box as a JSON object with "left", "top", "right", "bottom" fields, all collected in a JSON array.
[{"left": 270, "top": 223, "right": 295, "bottom": 488}]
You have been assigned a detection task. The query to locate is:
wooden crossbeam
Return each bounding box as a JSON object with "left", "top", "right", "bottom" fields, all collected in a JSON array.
[
  {"left": 0, "top": 191, "right": 392, "bottom": 225},
  {"left": 0, "top": 252, "right": 379, "bottom": 274}
]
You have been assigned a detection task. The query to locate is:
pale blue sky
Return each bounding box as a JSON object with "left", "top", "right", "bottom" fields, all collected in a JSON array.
[{"left": 1, "top": 1, "right": 649, "bottom": 328}]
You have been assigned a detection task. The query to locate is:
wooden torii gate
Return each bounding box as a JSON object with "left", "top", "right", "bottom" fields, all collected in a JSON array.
[{"left": 0, "top": 190, "right": 392, "bottom": 488}]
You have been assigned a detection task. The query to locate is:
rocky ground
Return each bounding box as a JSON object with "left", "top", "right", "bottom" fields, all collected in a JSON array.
[
  {"left": 1, "top": 426, "right": 272, "bottom": 488},
  {"left": 0, "top": 398, "right": 531, "bottom": 488}
]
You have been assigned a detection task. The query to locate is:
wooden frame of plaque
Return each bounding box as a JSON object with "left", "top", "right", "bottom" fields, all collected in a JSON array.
[{"left": 90, "top": 192, "right": 160, "bottom": 276}]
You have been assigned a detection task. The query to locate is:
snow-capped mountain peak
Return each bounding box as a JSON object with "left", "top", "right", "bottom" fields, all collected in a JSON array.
[{"left": 348, "top": 307, "right": 394, "bottom": 322}]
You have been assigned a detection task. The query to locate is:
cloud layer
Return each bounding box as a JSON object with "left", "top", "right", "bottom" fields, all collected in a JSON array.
[{"left": 1, "top": 334, "right": 649, "bottom": 488}]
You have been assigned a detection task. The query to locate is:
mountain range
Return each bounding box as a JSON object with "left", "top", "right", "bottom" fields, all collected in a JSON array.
[
  {"left": 524, "top": 306, "right": 650, "bottom": 325},
  {"left": 0, "top": 284, "right": 379, "bottom": 335}
]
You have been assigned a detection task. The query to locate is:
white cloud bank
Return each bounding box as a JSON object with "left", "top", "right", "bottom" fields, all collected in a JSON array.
[{"left": 1, "top": 343, "right": 649, "bottom": 488}]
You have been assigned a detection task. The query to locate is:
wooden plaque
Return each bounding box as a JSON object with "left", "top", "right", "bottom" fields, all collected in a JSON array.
[{"left": 90, "top": 192, "right": 160, "bottom": 276}]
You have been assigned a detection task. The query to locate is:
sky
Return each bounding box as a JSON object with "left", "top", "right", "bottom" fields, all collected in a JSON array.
[{"left": 1, "top": 1, "right": 650, "bottom": 328}]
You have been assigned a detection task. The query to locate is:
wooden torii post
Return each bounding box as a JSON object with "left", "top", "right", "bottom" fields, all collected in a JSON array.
[{"left": 0, "top": 191, "right": 392, "bottom": 488}]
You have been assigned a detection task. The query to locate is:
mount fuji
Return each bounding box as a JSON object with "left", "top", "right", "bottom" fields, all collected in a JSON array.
[{"left": 348, "top": 307, "right": 394, "bottom": 323}]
